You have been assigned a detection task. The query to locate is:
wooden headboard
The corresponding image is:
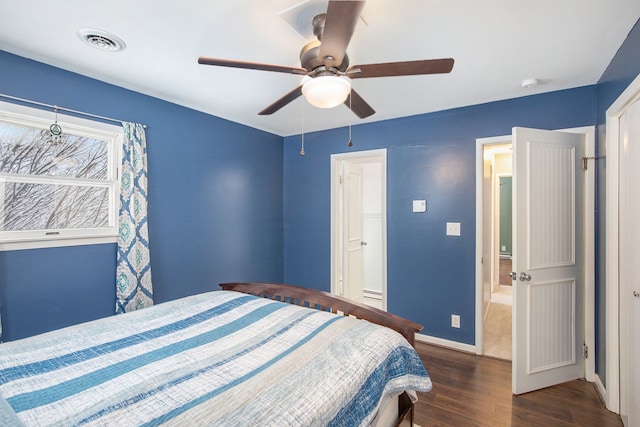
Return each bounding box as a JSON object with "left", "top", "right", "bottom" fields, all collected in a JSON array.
[{"left": 219, "top": 282, "right": 423, "bottom": 346}]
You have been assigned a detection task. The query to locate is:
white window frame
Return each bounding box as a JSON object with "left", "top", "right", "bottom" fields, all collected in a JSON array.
[{"left": 0, "top": 100, "right": 122, "bottom": 251}]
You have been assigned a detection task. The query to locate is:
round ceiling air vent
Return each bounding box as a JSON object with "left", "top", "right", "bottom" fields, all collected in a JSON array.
[{"left": 76, "top": 28, "right": 126, "bottom": 52}]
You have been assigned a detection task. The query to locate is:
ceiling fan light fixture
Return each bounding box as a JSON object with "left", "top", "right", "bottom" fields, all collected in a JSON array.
[{"left": 302, "top": 75, "right": 351, "bottom": 109}]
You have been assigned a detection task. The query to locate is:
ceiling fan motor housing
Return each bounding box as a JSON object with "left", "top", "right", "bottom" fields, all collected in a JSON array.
[
  {"left": 300, "top": 39, "right": 349, "bottom": 74},
  {"left": 312, "top": 13, "right": 326, "bottom": 40}
]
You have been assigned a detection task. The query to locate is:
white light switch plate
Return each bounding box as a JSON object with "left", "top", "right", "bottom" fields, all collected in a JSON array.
[
  {"left": 412, "top": 200, "right": 426, "bottom": 213},
  {"left": 451, "top": 314, "right": 461, "bottom": 328},
  {"left": 446, "top": 222, "right": 461, "bottom": 236}
]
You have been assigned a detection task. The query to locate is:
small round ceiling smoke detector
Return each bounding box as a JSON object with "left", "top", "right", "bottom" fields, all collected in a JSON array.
[
  {"left": 77, "top": 28, "right": 126, "bottom": 52},
  {"left": 521, "top": 78, "right": 539, "bottom": 89}
]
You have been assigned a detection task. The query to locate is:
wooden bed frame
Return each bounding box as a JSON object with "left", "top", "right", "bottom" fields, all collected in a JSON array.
[{"left": 219, "top": 282, "right": 424, "bottom": 426}]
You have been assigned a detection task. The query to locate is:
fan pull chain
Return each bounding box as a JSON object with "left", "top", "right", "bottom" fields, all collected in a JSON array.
[
  {"left": 300, "top": 99, "right": 306, "bottom": 156},
  {"left": 347, "top": 92, "right": 353, "bottom": 147}
]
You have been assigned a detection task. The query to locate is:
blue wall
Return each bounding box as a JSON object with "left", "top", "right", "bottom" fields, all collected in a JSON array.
[
  {"left": 1, "top": 15, "right": 638, "bottom": 354},
  {"left": 593, "top": 18, "right": 640, "bottom": 387},
  {"left": 283, "top": 87, "right": 596, "bottom": 344},
  {"left": 0, "top": 51, "right": 284, "bottom": 341}
]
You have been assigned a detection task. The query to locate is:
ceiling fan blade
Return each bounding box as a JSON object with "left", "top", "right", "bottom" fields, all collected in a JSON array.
[
  {"left": 345, "top": 89, "right": 375, "bottom": 118},
  {"left": 258, "top": 85, "right": 303, "bottom": 115},
  {"left": 347, "top": 58, "right": 455, "bottom": 79},
  {"left": 198, "top": 57, "right": 308, "bottom": 75},
  {"left": 318, "top": 1, "right": 365, "bottom": 68}
]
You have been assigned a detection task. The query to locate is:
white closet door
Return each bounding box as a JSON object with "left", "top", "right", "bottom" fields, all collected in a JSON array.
[{"left": 619, "top": 98, "right": 640, "bottom": 427}]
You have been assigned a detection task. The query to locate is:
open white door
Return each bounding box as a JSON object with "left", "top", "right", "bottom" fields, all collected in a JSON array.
[
  {"left": 512, "top": 127, "right": 585, "bottom": 395},
  {"left": 342, "top": 160, "right": 364, "bottom": 302}
]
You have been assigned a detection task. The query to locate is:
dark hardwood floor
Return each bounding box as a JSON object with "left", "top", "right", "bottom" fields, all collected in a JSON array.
[{"left": 413, "top": 342, "right": 622, "bottom": 427}]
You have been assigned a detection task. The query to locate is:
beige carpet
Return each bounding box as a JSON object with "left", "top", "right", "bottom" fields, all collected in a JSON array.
[{"left": 483, "top": 302, "right": 512, "bottom": 361}]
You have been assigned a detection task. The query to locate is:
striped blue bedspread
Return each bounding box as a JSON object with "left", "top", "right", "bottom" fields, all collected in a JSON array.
[{"left": 0, "top": 291, "right": 431, "bottom": 426}]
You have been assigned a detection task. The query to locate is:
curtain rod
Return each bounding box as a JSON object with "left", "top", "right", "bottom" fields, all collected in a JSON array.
[{"left": 0, "top": 93, "right": 147, "bottom": 128}]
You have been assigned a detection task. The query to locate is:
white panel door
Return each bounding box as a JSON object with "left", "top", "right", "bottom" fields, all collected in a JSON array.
[
  {"left": 363, "top": 215, "right": 383, "bottom": 292},
  {"left": 512, "top": 127, "right": 585, "bottom": 395},
  {"left": 342, "top": 160, "right": 364, "bottom": 302},
  {"left": 619, "top": 98, "right": 640, "bottom": 427}
]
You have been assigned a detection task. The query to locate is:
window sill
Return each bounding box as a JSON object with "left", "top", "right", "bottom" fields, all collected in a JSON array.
[{"left": 0, "top": 234, "right": 117, "bottom": 251}]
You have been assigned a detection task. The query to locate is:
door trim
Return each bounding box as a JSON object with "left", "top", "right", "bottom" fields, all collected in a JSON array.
[
  {"left": 604, "top": 71, "right": 640, "bottom": 414},
  {"left": 330, "top": 149, "right": 387, "bottom": 309},
  {"left": 475, "top": 127, "right": 595, "bottom": 384}
]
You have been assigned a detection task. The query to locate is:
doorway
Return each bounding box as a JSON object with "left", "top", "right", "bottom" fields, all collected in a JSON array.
[
  {"left": 330, "top": 149, "right": 387, "bottom": 310},
  {"left": 482, "top": 143, "right": 513, "bottom": 361}
]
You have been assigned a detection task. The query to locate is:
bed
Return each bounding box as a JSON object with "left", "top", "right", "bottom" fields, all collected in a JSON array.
[{"left": 0, "top": 282, "right": 431, "bottom": 426}]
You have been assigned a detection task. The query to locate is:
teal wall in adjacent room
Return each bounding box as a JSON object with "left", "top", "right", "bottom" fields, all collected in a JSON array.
[{"left": 499, "top": 177, "right": 512, "bottom": 257}]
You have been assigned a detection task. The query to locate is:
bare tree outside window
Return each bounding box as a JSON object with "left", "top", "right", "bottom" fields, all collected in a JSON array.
[{"left": 0, "top": 119, "right": 112, "bottom": 232}]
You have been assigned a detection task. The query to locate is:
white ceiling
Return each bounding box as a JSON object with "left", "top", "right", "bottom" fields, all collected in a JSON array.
[{"left": 1, "top": 0, "right": 639, "bottom": 137}]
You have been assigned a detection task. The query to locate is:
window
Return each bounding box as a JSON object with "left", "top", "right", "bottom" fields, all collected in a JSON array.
[{"left": 0, "top": 101, "right": 122, "bottom": 250}]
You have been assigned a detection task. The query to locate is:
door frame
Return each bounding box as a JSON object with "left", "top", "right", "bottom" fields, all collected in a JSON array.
[
  {"left": 476, "top": 135, "right": 510, "bottom": 355},
  {"left": 475, "top": 127, "right": 595, "bottom": 384},
  {"left": 604, "top": 72, "right": 640, "bottom": 414},
  {"left": 330, "top": 148, "right": 387, "bottom": 309}
]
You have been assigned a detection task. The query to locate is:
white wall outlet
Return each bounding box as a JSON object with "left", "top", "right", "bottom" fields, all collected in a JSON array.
[
  {"left": 412, "top": 200, "right": 426, "bottom": 213},
  {"left": 451, "top": 314, "right": 461, "bottom": 328},
  {"left": 446, "top": 222, "right": 461, "bottom": 236}
]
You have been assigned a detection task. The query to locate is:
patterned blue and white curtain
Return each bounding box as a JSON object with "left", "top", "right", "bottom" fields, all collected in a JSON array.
[{"left": 116, "top": 122, "right": 153, "bottom": 314}]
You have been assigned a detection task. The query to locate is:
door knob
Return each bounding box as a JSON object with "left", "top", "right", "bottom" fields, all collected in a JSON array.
[
  {"left": 634, "top": 291, "right": 639, "bottom": 298},
  {"left": 509, "top": 271, "right": 517, "bottom": 281},
  {"left": 519, "top": 272, "right": 532, "bottom": 281},
  {"left": 360, "top": 241, "right": 367, "bottom": 246}
]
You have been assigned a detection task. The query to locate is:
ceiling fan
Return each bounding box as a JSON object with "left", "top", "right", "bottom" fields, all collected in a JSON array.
[{"left": 198, "top": 0, "right": 454, "bottom": 119}]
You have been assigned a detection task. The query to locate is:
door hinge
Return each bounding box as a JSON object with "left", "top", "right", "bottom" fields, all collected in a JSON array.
[
  {"left": 581, "top": 156, "right": 597, "bottom": 171},
  {"left": 583, "top": 343, "right": 588, "bottom": 359},
  {"left": 339, "top": 175, "right": 343, "bottom": 184}
]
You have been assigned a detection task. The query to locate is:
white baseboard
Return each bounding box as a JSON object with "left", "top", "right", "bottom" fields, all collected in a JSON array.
[{"left": 415, "top": 333, "right": 476, "bottom": 353}]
